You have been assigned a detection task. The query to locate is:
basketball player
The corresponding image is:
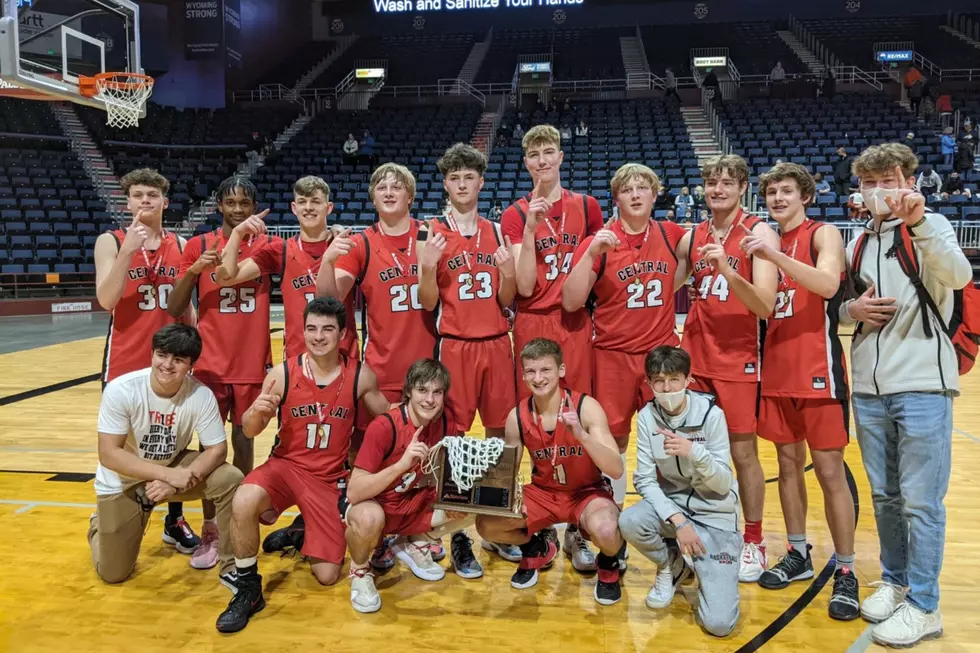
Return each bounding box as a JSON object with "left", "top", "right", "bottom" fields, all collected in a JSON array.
[
  {"left": 475, "top": 339, "right": 625, "bottom": 605},
  {"left": 216, "top": 176, "right": 359, "bottom": 554},
  {"left": 563, "top": 163, "right": 685, "bottom": 504},
  {"left": 315, "top": 163, "right": 441, "bottom": 567},
  {"left": 740, "top": 162, "right": 858, "bottom": 620},
  {"left": 673, "top": 154, "right": 779, "bottom": 582},
  {"left": 344, "top": 359, "right": 471, "bottom": 613},
  {"left": 215, "top": 298, "right": 390, "bottom": 633},
  {"left": 417, "top": 143, "right": 522, "bottom": 571},
  {"left": 168, "top": 177, "right": 273, "bottom": 570},
  {"left": 618, "top": 346, "right": 742, "bottom": 637},
  {"left": 89, "top": 324, "right": 243, "bottom": 586},
  {"left": 500, "top": 124, "right": 604, "bottom": 569},
  {"left": 94, "top": 168, "right": 201, "bottom": 556}
]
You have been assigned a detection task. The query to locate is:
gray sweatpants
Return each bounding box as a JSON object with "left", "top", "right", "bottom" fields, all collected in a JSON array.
[{"left": 619, "top": 499, "right": 741, "bottom": 637}]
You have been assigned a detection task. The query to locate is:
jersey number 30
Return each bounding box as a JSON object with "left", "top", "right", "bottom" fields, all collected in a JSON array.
[{"left": 137, "top": 283, "right": 173, "bottom": 311}]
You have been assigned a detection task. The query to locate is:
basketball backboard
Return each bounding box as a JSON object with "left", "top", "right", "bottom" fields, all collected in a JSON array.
[{"left": 0, "top": 0, "right": 144, "bottom": 115}]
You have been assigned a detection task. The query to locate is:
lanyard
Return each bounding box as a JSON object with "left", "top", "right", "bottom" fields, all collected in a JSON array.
[
  {"left": 302, "top": 353, "right": 346, "bottom": 431},
  {"left": 536, "top": 189, "right": 569, "bottom": 255},
  {"left": 297, "top": 234, "right": 329, "bottom": 285},
  {"left": 531, "top": 391, "right": 568, "bottom": 468},
  {"left": 139, "top": 231, "right": 168, "bottom": 298},
  {"left": 624, "top": 221, "right": 651, "bottom": 275},
  {"left": 378, "top": 224, "right": 414, "bottom": 278}
]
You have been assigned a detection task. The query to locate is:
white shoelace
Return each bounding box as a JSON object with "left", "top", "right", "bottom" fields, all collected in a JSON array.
[{"left": 654, "top": 565, "right": 675, "bottom": 596}]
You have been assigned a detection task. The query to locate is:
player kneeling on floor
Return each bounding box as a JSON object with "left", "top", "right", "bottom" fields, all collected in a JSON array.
[
  {"left": 215, "top": 297, "right": 391, "bottom": 634},
  {"left": 89, "top": 324, "right": 243, "bottom": 586},
  {"left": 344, "top": 359, "right": 474, "bottom": 613},
  {"left": 618, "top": 346, "right": 742, "bottom": 637},
  {"left": 475, "top": 338, "right": 625, "bottom": 605}
]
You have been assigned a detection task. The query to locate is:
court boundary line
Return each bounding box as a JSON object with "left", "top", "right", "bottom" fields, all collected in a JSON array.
[{"left": 0, "top": 372, "right": 101, "bottom": 405}]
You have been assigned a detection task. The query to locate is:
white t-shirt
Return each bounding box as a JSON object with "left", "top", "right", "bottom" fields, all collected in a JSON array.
[{"left": 95, "top": 368, "right": 226, "bottom": 496}]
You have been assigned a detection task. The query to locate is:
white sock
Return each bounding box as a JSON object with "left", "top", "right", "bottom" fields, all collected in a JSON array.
[{"left": 235, "top": 556, "right": 257, "bottom": 569}]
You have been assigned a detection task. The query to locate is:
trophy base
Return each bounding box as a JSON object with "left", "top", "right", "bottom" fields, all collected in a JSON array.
[{"left": 432, "top": 443, "right": 522, "bottom": 518}]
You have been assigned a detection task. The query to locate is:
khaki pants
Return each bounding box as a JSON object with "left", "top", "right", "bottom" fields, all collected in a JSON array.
[{"left": 87, "top": 450, "right": 243, "bottom": 583}]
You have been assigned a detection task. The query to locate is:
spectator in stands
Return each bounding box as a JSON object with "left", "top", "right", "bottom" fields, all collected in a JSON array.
[
  {"left": 692, "top": 185, "right": 706, "bottom": 211},
  {"left": 560, "top": 124, "right": 573, "bottom": 141},
  {"left": 360, "top": 130, "right": 376, "bottom": 166},
  {"left": 674, "top": 186, "right": 694, "bottom": 213},
  {"left": 247, "top": 131, "right": 266, "bottom": 164},
  {"left": 513, "top": 123, "right": 524, "bottom": 140},
  {"left": 822, "top": 69, "right": 836, "bottom": 100},
  {"left": 664, "top": 67, "right": 681, "bottom": 103},
  {"left": 941, "top": 171, "right": 967, "bottom": 200},
  {"left": 814, "top": 173, "right": 832, "bottom": 194},
  {"left": 908, "top": 79, "right": 924, "bottom": 116},
  {"left": 955, "top": 134, "right": 975, "bottom": 174},
  {"left": 941, "top": 127, "right": 956, "bottom": 167},
  {"left": 841, "top": 142, "right": 969, "bottom": 648},
  {"left": 770, "top": 61, "right": 786, "bottom": 84},
  {"left": 917, "top": 167, "right": 942, "bottom": 197},
  {"left": 665, "top": 209, "right": 676, "bottom": 222},
  {"left": 834, "top": 148, "right": 854, "bottom": 198},
  {"left": 702, "top": 68, "right": 720, "bottom": 100},
  {"left": 684, "top": 207, "right": 694, "bottom": 223},
  {"left": 847, "top": 191, "right": 867, "bottom": 221},
  {"left": 343, "top": 133, "right": 358, "bottom": 163},
  {"left": 489, "top": 200, "right": 503, "bottom": 222},
  {"left": 575, "top": 120, "right": 589, "bottom": 137}
]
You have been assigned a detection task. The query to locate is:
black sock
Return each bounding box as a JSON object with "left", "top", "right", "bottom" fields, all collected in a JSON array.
[
  {"left": 567, "top": 524, "right": 579, "bottom": 533},
  {"left": 520, "top": 534, "right": 544, "bottom": 558},
  {"left": 597, "top": 552, "right": 619, "bottom": 571},
  {"left": 236, "top": 560, "right": 259, "bottom": 578},
  {"left": 168, "top": 502, "right": 183, "bottom": 519}
]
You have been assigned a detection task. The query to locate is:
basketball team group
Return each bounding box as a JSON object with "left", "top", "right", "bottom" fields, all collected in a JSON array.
[{"left": 90, "top": 124, "right": 967, "bottom": 647}]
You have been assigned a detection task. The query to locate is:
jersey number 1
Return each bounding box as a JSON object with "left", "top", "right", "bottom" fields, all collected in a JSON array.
[{"left": 306, "top": 423, "right": 332, "bottom": 449}]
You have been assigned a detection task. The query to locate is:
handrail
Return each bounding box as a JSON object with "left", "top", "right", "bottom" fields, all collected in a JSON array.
[{"left": 634, "top": 23, "right": 650, "bottom": 74}]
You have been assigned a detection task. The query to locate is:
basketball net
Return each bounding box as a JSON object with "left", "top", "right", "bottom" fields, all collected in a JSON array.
[
  {"left": 423, "top": 436, "right": 505, "bottom": 491},
  {"left": 80, "top": 73, "right": 154, "bottom": 128}
]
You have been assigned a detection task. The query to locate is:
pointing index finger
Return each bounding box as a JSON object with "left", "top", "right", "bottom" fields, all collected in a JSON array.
[{"left": 739, "top": 222, "right": 754, "bottom": 236}]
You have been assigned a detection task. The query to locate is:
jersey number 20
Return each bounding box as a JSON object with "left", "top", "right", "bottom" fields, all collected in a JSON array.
[{"left": 390, "top": 284, "right": 422, "bottom": 312}]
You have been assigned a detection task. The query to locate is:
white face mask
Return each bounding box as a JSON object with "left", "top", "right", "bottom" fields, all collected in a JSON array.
[
  {"left": 654, "top": 389, "right": 686, "bottom": 412},
  {"left": 861, "top": 187, "right": 903, "bottom": 216}
]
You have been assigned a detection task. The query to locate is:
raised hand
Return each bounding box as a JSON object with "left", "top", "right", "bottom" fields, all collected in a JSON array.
[
  {"left": 189, "top": 239, "right": 221, "bottom": 275},
  {"left": 326, "top": 227, "right": 354, "bottom": 263},
  {"left": 659, "top": 427, "right": 693, "bottom": 458},
  {"left": 496, "top": 235, "right": 516, "bottom": 278},
  {"left": 120, "top": 210, "right": 148, "bottom": 255},
  {"left": 399, "top": 425, "right": 429, "bottom": 472},
  {"left": 233, "top": 209, "right": 270, "bottom": 238},
  {"left": 525, "top": 179, "right": 552, "bottom": 231},
  {"left": 738, "top": 222, "right": 777, "bottom": 261},
  {"left": 419, "top": 230, "right": 447, "bottom": 270},
  {"left": 588, "top": 226, "right": 620, "bottom": 257},
  {"left": 884, "top": 166, "right": 925, "bottom": 226},
  {"left": 251, "top": 375, "right": 281, "bottom": 418},
  {"left": 847, "top": 284, "right": 897, "bottom": 327},
  {"left": 559, "top": 410, "right": 588, "bottom": 441},
  {"left": 698, "top": 232, "right": 731, "bottom": 275}
]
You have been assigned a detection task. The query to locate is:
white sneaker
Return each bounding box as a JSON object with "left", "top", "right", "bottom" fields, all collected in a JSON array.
[
  {"left": 349, "top": 566, "right": 381, "bottom": 614},
  {"left": 646, "top": 550, "right": 691, "bottom": 609},
  {"left": 563, "top": 526, "right": 597, "bottom": 572},
  {"left": 481, "top": 540, "right": 522, "bottom": 563},
  {"left": 861, "top": 581, "right": 908, "bottom": 623},
  {"left": 871, "top": 603, "right": 943, "bottom": 648},
  {"left": 738, "top": 540, "right": 768, "bottom": 583},
  {"left": 391, "top": 539, "right": 446, "bottom": 581}
]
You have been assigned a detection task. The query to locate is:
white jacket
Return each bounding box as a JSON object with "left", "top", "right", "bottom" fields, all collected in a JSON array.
[{"left": 840, "top": 213, "right": 972, "bottom": 396}]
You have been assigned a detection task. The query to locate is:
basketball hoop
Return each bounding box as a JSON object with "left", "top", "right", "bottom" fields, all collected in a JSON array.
[{"left": 80, "top": 73, "right": 154, "bottom": 128}]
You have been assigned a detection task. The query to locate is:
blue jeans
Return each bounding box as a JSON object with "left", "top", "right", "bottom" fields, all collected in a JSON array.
[{"left": 852, "top": 392, "right": 953, "bottom": 613}]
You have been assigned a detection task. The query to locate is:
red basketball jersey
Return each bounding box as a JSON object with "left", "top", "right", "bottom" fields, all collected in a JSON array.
[
  {"left": 181, "top": 231, "right": 274, "bottom": 384},
  {"left": 576, "top": 219, "right": 680, "bottom": 353},
  {"left": 102, "top": 230, "right": 183, "bottom": 383},
  {"left": 334, "top": 220, "right": 437, "bottom": 391},
  {"left": 430, "top": 216, "right": 509, "bottom": 339},
  {"left": 355, "top": 404, "right": 454, "bottom": 510},
  {"left": 517, "top": 390, "right": 605, "bottom": 492},
  {"left": 253, "top": 235, "right": 359, "bottom": 362},
  {"left": 272, "top": 354, "right": 360, "bottom": 482},
  {"left": 682, "top": 210, "right": 764, "bottom": 382},
  {"left": 501, "top": 190, "right": 602, "bottom": 313},
  {"left": 761, "top": 220, "right": 848, "bottom": 399}
]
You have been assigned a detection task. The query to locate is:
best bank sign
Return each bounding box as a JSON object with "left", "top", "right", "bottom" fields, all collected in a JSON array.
[{"left": 374, "top": 0, "right": 583, "bottom": 12}]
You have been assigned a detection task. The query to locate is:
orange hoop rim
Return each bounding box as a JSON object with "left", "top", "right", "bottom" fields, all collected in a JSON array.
[{"left": 79, "top": 72, "right": 154, "bottom": 98}]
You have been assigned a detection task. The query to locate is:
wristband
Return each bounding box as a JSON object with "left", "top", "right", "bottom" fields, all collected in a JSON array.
[
  {"left": 673, "top": 518, "right": 692, "bottom": 531},
  {"left": 909, "top": 216, "right": 927, "bottom": 229}
]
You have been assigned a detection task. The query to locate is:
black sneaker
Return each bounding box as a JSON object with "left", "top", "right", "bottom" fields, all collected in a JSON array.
[
  {"left": 450, "top": 531, "right": 484, "bottom": 579},
  {"left": 511, "top": 531, "right": 558, "bottom": 589},
  {"left": 162, "top": 514, "right": 200, "bottom": 554},
  {"left": 215, "top": 574, "right": 265, "bottom": 634},
  {"left": 758, "top": 544, "right": 814, "bottom": 590},
  {"left": 594, "top": 553, "right": 622, "bottom": 606},
  {"left": 262, "top": 514, "right": 305, "bottom": 554},
  {"left": 829, "top": 567, "right": 861, "bottom": 621},
  {"left": 219, "top": 570, "right": 239, "bottom": 595}
]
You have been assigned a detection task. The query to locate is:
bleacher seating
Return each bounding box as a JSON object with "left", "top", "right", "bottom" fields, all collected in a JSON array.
[
  {"left": 477, "top": 27, "right": 628, "bottom": 84},
  {"left": 801, "top": 15, "right": 980, "bottom": 70},
  {"left": 642, "top": 22, "right": 806, "bottom": 77}
]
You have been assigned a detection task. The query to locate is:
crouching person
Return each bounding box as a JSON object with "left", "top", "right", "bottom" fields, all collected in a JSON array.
[{"left": 618, "top": 346, "right": 742, "bottom": 637}]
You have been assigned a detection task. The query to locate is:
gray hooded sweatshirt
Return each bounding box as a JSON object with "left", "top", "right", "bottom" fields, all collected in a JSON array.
[
  {"left": 840, "top": 212, "right": 972, "bottom": 396},
  {"left": 634, "top": 391, "right": 740, "bottom": 534}
]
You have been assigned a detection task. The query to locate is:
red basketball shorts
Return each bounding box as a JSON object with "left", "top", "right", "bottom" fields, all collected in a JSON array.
[
  {"left": 758, "top": 397, "right": 850, "bottom": 450},
  {"left": 691, "top": 375, "right": 759, "bottom": 435},
  {"left": 194, "top": 374, "right": 262, "bottom": 427},
  {"left": 594, "top": 348, "right": 651, "bottom": 442},
  {"left": 380, "top": 487, "right": 437, "bottom": 537},
  {"left": 521, "top": 482, "right": 614, "bottom": 538},
  {"left": 243, "top": 456, "right": 347, "bottom": 564},
  {"left": 437, "top": 334, "right": 515, "bottom": 431},
  {"left": 513, "top": 308, "right": 593, "bottom": 400}
]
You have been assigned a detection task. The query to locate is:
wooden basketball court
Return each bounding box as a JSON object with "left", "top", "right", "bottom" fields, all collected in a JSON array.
[{"left": 1, "top": 318, "right": 977, "bottom": 653}]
